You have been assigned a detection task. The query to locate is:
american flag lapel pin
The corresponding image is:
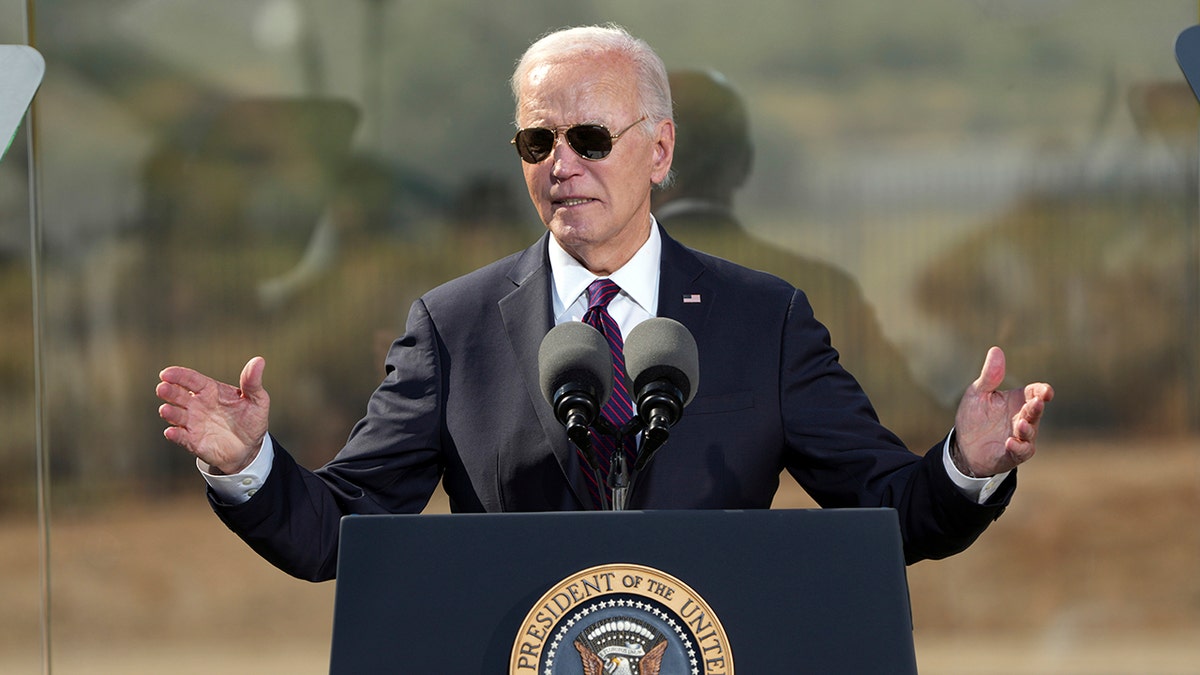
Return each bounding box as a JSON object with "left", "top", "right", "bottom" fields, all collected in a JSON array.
[{"left": 682, "top": 293, "right": 702, "bottom": 304}]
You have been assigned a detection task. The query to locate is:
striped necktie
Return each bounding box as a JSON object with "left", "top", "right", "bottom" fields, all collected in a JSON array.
[{"left": 581, "top": 278, "right": 635, "bottom": 507}]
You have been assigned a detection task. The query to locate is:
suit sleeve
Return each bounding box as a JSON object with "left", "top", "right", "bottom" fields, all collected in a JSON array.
[
  {"left": 209, "top": 299, "right": 446, "bottom": 581},
  {"left": 777, "top": 289, "right": 1012, "bottom": 563}
]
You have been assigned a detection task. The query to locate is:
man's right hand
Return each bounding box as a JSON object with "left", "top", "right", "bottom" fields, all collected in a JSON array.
[{"left": 157, "top": 357, "right": 271, "bottom": 475}]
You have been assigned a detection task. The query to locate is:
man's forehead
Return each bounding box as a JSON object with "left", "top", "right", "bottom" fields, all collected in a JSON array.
[
  {"left": 524, "top": 62, "right": 555, "bottom": 89},
  {"left": 517, "top": 56, "right": 638, "bottom": 121}
]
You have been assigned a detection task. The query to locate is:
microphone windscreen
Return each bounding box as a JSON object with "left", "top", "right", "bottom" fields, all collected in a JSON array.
[
  {"left": 624, "top": 317, "right": 699, "bottom": 405},
  {"left": 537, "top": 321, "right": 613, "bottom": 406}
]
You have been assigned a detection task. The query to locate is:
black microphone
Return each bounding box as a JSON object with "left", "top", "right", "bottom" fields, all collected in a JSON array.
[
  {"left": 624, "top": 317, "right": 699, "bottom": 470},
  {"left": 537, "top": 321, "right": 613, "bottom": 456}
]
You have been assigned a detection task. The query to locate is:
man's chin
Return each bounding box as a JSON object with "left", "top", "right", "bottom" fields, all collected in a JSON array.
[{"left": 547, "top": 219, "right": 596, "bottom": 246}]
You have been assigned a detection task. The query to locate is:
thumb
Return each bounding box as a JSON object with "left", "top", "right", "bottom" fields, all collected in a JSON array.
[
  {"left": 973, "top": 346, "right": 1006, "bottom": 396},
  {"left": 239, "top": 356, "right": 267, "bottom": 398}
]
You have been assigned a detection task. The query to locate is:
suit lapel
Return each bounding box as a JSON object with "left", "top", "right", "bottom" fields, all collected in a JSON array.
[
  {"left": 498, "top": 234, "right": 592, "bottom": 508},
  {"left": 656, "top": 226, "right": 714, "bottom": 358}
]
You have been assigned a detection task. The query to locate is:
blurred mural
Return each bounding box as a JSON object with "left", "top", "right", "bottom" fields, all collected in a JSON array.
[{"left": 1, "top": 1, "right": 1197, "bottom": 673}]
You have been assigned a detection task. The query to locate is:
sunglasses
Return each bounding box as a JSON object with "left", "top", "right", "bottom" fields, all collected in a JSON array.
[{"left": 510, "top": 116, "right": 647, "bottom": 164}]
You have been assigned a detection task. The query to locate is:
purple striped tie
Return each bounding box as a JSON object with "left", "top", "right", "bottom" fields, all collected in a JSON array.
[{"left": 581, "top": 278, "right": 635, "bottom": 507}]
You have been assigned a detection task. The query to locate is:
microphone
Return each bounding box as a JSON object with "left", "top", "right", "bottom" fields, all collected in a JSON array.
[
  {"left": 537, "top": 321, "right": 613, "bottom": 456},
  {"left": 624, "top": 317, "right": 699, "bottom": 470}
]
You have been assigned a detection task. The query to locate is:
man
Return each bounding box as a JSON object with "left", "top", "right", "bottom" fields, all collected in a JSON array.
[{"left": 157, "top": 25, "right": 1053, "bottom": 582}]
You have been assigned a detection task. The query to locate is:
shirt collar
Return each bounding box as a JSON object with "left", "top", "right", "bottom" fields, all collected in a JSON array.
[{"left": 549, "top": 219, "right": 661, "bottom": 319}]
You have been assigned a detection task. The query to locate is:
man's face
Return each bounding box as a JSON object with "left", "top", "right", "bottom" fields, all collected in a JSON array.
[{"left": 516, "top": 53, "right": 673, "bottom": 274}]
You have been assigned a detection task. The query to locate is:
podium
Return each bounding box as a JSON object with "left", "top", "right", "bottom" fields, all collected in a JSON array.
[{"left": 330, "top": 509, "right": 917, "bottom": 674}]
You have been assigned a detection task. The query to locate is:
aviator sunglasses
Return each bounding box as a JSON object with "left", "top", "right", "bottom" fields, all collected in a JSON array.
[{"left": 510, "top": 116, "right": 647, "bottom": 164}]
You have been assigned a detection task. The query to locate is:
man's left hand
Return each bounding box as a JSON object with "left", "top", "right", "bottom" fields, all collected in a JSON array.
[{"left": 953, "top": 346, "right": 1055, "bottom": 477}]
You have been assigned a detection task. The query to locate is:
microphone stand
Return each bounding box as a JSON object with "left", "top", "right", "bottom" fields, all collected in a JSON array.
[
  {"left": 598, "top": 417, "right": 669, "bottom": 511},
  {"left": 590, "top": 417, "right": 635, "bottom": 511},
  {"left": 608, "top": 452, "right": 630, "bottom": 511},
  {"left": 589, "top": 417, "right": 629, "bottom": 510},
  {"left": 573, "top": 416, "right": 675, "bottom": 511},
  {"left": 566, "top": 426, "right": 610, "bottom": 511}
]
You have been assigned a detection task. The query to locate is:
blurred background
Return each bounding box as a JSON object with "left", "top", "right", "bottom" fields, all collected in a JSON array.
[{"left": 1, "top": 1, "right": 1197, "bottom": 672}]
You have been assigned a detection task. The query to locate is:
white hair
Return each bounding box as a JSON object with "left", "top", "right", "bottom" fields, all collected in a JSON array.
[{"left": 510, "top": 24, "right": 673, "bottom": 129}]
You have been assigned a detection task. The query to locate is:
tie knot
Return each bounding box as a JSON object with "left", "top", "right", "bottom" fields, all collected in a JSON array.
[{"left": 586, "top": 279, "right": 622, "bottom": 311}]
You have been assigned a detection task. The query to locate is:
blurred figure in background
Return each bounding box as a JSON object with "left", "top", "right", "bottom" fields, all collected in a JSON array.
[{"left": 654, "top": 68, "right": 949, "bottom": 450}]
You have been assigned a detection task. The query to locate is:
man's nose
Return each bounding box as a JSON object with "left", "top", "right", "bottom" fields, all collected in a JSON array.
[{"left": 550, "top": 137, "right": 584, "bottom": 178}]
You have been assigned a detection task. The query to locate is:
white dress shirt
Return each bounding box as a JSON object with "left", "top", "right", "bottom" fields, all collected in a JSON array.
[{"left": 547, "top": 221, "right": 660, "bottom": 335}]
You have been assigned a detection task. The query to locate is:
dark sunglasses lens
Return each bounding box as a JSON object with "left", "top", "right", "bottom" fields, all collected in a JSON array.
[
  {"left": 566, "top": 125, "right": 613, "bottom": 160},
  {"left": 515, "top": 128, "right": 554, "bottom": 163}
]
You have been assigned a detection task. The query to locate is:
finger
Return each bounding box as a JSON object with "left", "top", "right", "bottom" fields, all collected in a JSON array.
[
  {"left": 1018, "top": 395, "right": 1047, "bottom": 429},
  {"left": 159, "top": 365, "right": 213, "bottom": 395},
  {"left": 1012, "top": 412, "right": 1038, "bottom": 442},
  {"left": 1004, "top": 436, "right": 1036, "bottom": 465},
  {"left": 1026, "top": 381, "right": 1054, "bottom": 404},
  {"left": 163, "top": 424, "right": 191, "bottom": 448},
  {"left": 239, "top": 356, "right": 266, "bottom": 398},
  {"left": 155, "top": 380, "right": 196, "bottom": 407},
  {"left": 158, "top": 402, "right": 187, "bottom": 427},
  {"left": 1006, "top": 405, "right": 1041, "bottom": 461},
  {"left": 972, "top": 346, "right": 1006, "bottom": 395}
]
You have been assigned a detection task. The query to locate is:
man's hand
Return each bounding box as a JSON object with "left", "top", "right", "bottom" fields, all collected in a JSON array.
[
  {"left": 157, "top": 357, "right": 271, "bottom": 475},
  {"left": 953, "top": 346, "right": 1054, "bottom": 477}
]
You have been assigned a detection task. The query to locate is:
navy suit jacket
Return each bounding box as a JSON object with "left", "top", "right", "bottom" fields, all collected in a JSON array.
[{"left": 213, "top": 226, "right": 1013, "bottom": 581}]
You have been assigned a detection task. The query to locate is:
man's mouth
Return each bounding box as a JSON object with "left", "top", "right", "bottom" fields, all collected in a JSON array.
[{"left": 554, "top": 197, "right": 595, "bottom": 208}]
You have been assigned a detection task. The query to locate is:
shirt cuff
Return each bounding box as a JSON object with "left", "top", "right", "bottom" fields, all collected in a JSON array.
[
  {"left": 197, "top": 434, "right": 275, "bottom": 505},
  {"left": 942, "top": 429, "right": 1011, "bottom": 504}
]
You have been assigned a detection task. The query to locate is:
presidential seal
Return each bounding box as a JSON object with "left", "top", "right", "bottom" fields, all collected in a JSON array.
[{"left": 510, "top": 563, "right": 733, "bottom": 675}]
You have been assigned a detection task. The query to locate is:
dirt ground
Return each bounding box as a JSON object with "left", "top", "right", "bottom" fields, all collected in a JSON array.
[{"left": 1, "top": 436, "right": 1197, "bottom": 674}]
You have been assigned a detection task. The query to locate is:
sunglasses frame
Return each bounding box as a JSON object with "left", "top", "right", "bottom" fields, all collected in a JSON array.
[{"left": 510, "top": 116, "right": 648, "bottom": 164}]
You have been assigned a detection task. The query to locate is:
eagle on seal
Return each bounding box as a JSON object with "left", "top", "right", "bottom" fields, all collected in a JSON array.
[{"left": 574, "top": 634, "right": 668, "bottom": 675}]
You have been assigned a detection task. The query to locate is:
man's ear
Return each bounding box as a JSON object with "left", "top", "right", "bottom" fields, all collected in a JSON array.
[{"left": 650, "top": 118, "right": 675, "bottom": 184}]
